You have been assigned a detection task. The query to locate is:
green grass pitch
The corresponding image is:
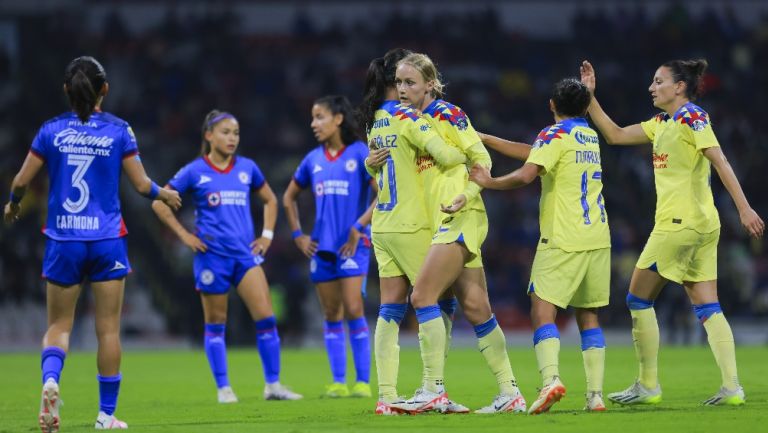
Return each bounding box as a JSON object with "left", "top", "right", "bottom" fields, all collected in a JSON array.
[{"left": 1, "top": 346, "right": 766, "bottom": 432}]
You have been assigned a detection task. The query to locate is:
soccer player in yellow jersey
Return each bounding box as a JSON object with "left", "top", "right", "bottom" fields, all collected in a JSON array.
[
  {"left": 358, "top": 48, "right": 468, "bottom": 415},
  {"left": 580, "top": 59, "right": 764, "bottom": 406},
  {"left": 388, "top": 53, "right": 526, "bottom": 414},
  {"left": 471, "top": 78, "right": 611, "bottom": 414}
]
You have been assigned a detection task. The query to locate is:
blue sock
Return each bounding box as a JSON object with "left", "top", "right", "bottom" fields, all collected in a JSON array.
[
  {"left": 347, "top": 317, "right": 371, "bottom": 384},
  {"left": 204, "top": 323, "right": 229, "bottom": 388},
  {"left": 255, "top": 316, "right": 280, "bottom": 384},
  {"left": 97, "top": 374, "right": 121, "bottom": 416},
  {"left": 324, "top": 320, "right": 346, "bottom": 383},
  {"left": 580, "top": 327, "right": 606, "bottom": 350},
  {"left": 378, "top": 303, "right": 407, "bottom": 324},
  {"left": 473, "top": 315, "right": 498, "bottom": 338},
  {"left": 533, "top": 323, "right": 560, "bottom": 345},
  {"left": 693, "top": 302, "right": 722, "bottom": 322},
  {"left": 415, "top": 305, "right": 441, "bottom": 324},
  {"left": 41, "top": 346, "right": 66, "bottom": 384}
]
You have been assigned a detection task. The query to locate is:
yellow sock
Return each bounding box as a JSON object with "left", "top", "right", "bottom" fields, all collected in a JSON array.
[
  {"left": 418, "top": 317, "right": 446, "bottom": 393},
  {"left": 534, "top": 338, "right": 560, "bottom": 386},
  {"left": 630, "top": 308, "right": 659, "bottom": 389},
  {"left": 703, "top": 313, "right": 740, "bottom": 390},
  {"left": 441, "top": 311, "right": 453, "bottom": 360},
  {"left": 582, "top": 347, "right": 605, "bottom": 393},
  {"left": 374, "top": 317, "right": 400, "bottom": 401},
  {"left": 478, "top": 325, "right": 517, "bottom": 395}
]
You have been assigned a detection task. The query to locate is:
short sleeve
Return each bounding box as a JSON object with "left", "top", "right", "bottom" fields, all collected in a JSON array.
[
  {"left": 450, "top": 108, "right": 481, "bottom": 152},
  {"left": 526, "top": 130, "right": 564, "bottom": 174},
  {"left": 29, "top": 126, "right": 48, "bottom": 160},
  {"left": 684, "top": 112, "right": 720, "bottom": 151},
  {"left": 293, "top": 154, "right": 312, "bottom": 188},
  {"left": 251, "top": 161, "right": 266, "bottom": 190},
  {"left": 640, "top": 116, "right": 658, "bottom": 142},
  {"left": 122, "top": 125, "right": 139, "bottom": 158},
  {"left": 168, "top": 163, "right": 193, "bottom": 194}
]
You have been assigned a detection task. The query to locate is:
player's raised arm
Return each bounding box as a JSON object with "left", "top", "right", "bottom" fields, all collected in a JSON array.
[{"left": 580, "top": 61, "right": 649, "bottom": 145}]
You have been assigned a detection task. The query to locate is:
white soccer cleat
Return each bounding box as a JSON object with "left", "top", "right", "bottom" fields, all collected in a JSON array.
[
  {"left": 475, "top": 389, "right": 527, "bottom": 414},
  {"left": 584, "top": 391, "right": 606, "bottom": 412},
  {"left": 607, "top": 380, "right": 662, "bottom": 406},
  {"left": 94, "top": 412, "right": 128, "bottom": 430},
  {"left": 264, "top": 382, "right": 303, "bottom": 400},
  {"left": 389, "top": 387, "right": 453, "bottom": 414},
  {"left": 528, "top": 376, "right": 566, "bottom": 415},
  {"left": 217, "top": 386, "right": 238, "bottom": 403},
  {"left": 39, "top": 378, "right": 61, "bottom": 433},
  {"left": 443, "top": 398, "right": 470, "bottom": 414},
  {"left": 702, "top": 386, "right": 746, "bottom": 406}
]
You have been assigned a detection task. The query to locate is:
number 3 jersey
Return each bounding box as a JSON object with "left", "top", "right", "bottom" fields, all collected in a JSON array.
[
  {"left": 30, "top": 111, "right": 139, "bottom": 241},
  {"left": 526, "top": 117, "right": 610, "bottom": 252},
  {"left": 168, "top": 155, "right": 266, "bottom": 259}
]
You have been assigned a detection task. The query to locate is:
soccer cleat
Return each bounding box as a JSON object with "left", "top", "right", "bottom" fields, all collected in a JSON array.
[
  {"left": 264, "top": 382, "right": 303, "bottom": 400},
  {"left": 584, "top": 391, "right": 606, "bottom": 412},
  {"left": 375, "top": 399, "right": 408, "bottom": 416},
  {"left": 217, "top": 386, "right": 238, "bottom": 403},
  {"left": 528, "top": 376, "right": 566, "bottom": 415},
  {"left": 94, "top": 412, "right": 128, "bottom": 430},
  {"left": 607, "top": 380, "right": 662, "bottom": 406},
  {"left": 350, "top": 382, "right": 372, "bottom": 398},
  {"left": 475, "top": 389, "right": 527, "bottom": 414},
  {"left": 389, "top": 388, "right": 456, "bottom": 414},
  {"left": 324, "top": 382, "right": 350, "bottom": 398},
  {"left": 39, "top": 378, "right": 61, "bottom": 433},
  {"left": 702, "top": 386, "right": 746, "bottom": 406},
  {"left": 443, "top": 398, "right": 470, "bottom": 414}
]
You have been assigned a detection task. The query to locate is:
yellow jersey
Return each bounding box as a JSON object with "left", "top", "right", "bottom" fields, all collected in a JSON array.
[
  {"left": 368, "top": 100, "right": 438, "bottom": 233},
  {"left": 419, "top": 99, "right": 487, "bottom": 230},
  {"left": 640, "top": 102, "right": 720, "bottom": 233},
  {"left": 526, "top": 117, "right": 611, "bottom": 252}
]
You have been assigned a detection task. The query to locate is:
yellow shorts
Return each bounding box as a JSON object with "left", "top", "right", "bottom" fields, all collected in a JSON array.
[
  {"left": 528, "top": 248, "right": 610, "bottom": 309},
  {"left": 431, "top": 209, "right": 487, "bottom": 268},
  {"left": 636, "top": 228, "right": 718, "bottom": 284},
  {"left": 371, "top": 229, "right": 431, "bottom": 283}
]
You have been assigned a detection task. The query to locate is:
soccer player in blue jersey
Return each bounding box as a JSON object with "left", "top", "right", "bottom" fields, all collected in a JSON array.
[
  {"left": 3, "top": 56, "right": 181, "bottom": 432},
  {"left": 283, "top": 95, "right": 374, "bottom": 398},
  {"left": 581, "top": 59, "right": 764, "bottom": 406},
  {"left": 152, "top": 110, "right": 302, "bottom": 403}
]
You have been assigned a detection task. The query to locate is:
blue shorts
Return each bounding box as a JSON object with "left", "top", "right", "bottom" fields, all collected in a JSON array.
[
  {"left": 310, "top": 246, "right": 370, "bottom": 284},
  {"left": 194, "top": 251, "right": 264, "bottom": 294},
  {"left": 43, "top": 237, "right": 131, "bottom": 285}
]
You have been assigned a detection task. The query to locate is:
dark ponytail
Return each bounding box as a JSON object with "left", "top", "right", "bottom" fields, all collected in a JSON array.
[
  {"left": 358, "top": 48, "right": 412, "bottom": 133},
  {"left": 63, "top": 56, "right": 107, "bottom": 123},
  {"left": 200, "top": 109, "right": 237, "bottom": 156},
  {"left": 315, "top": 95, "right": 361, "bottom": 146},
  {"left": 662, "top": 58, "right": 708, "bottom": 100}
]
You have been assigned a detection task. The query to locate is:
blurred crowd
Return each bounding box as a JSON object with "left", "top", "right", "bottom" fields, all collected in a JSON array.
[{"left": 1, "top": 2, "right": 766, "bottom": 345}]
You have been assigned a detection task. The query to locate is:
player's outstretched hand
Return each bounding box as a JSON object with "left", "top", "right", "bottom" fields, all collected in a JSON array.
[
  {"left": 365, "top": 148, "right": 390, "bottom": 169},
  {"left": 469, "top": 164, "right": 493, "bottom": 188},
  {"left": 159, "top": 188, "right": 182, "bottom": 211},
  {"left": 338, "top": 226, "right": 362, "bottom": 259},
  {"left": 740, "top": 208, "right": 765, "bottom": 239},
  {"left": 182, "top": 233, "right": 207, "bottom": 253},
  {"left": 580, "top": 60, "right": 596, "bottom": 94},
  {"left": 252, "top": 237, "right": 272, "bottom": 256},
  {"left": 294, "top": 234, "right": 318, "bottom": 258},
  {"left": 4, "top": 201, "right": 20, "bottom": 225},
  {"left": 441, "top": 194, "right": 467, "bottom": 214}
]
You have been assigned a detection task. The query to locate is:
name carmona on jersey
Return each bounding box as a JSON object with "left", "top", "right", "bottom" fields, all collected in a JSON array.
[{"left": 56, "top": 214, "right": 100, "bottom": 230}]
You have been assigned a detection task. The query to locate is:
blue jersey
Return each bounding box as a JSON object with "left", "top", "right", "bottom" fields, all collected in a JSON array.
[
  {"left": 293, "top": 141, "right": 372, "bottom": 253},
  {"left": 169, "top": 155, "right": 266, "bottom": 258},
  {"left": 30, "top": 111, "right": 138, "bottom": 241}
]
